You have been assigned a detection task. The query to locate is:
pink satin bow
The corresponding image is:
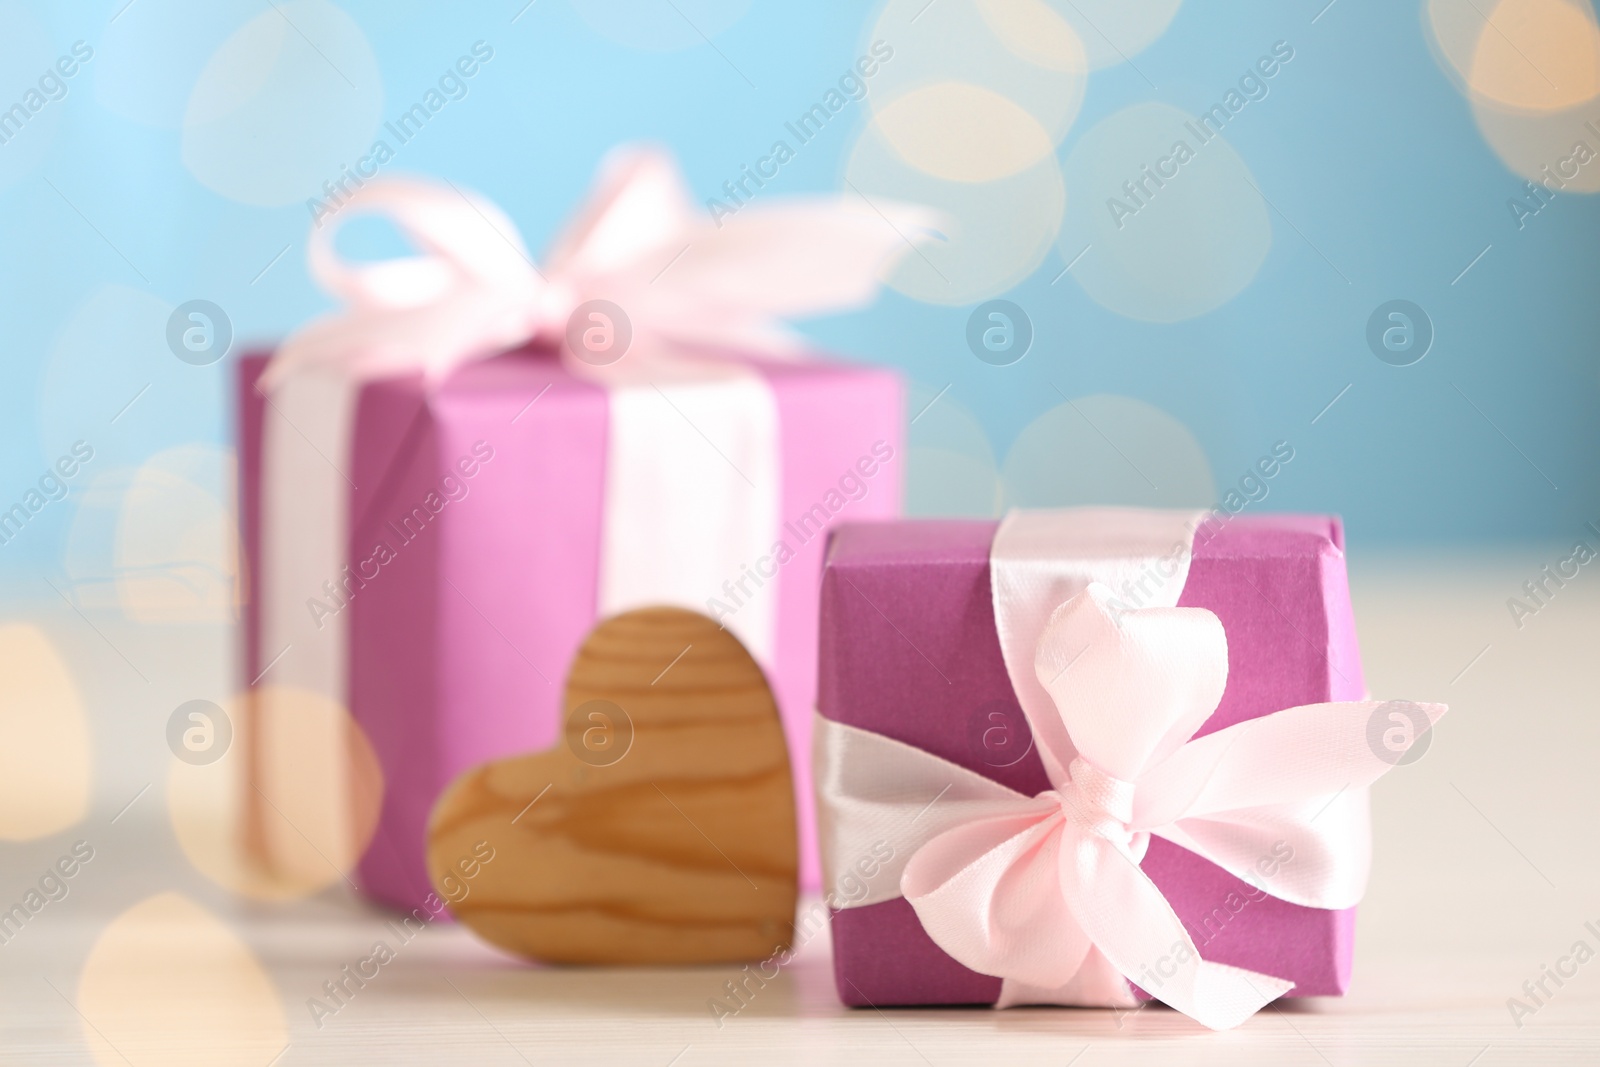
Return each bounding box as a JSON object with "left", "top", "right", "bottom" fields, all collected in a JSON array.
[
  {"left": 901, "top": 582, "right": 1446, "bottom": 1030},
  {"left": 262, "top": 146, "right": 934, "bottom": 388}
]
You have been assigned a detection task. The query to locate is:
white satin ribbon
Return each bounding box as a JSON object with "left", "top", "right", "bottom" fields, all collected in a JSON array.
[
  {"left": 815, "top": 508, "right": 1446, "bottom": 1030},
  {"left": 596, "top": 360, "right": 780, "bottom": 660},
  {"left": 257, "top": 368, "right": 362, "bottom": 871}
]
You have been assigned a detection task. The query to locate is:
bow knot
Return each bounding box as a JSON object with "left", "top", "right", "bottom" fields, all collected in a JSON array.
[
  {"left": 1056, "top": 757, "right": 1146, "bottom": 861},
  {"left": 895, "top": 580, "right": 1446, "bottom": 1030},
  {"left": 261, "top": 147, "right": 936, "bottom": 390}
]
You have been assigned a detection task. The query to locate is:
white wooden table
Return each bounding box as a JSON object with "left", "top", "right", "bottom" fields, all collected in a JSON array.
[{"left": 2, "top": 552, "right": 1596, "bottom": 1065}]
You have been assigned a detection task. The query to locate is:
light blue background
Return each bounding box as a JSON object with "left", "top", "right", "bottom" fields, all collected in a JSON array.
[{"left": 2, "top": 0, "right": 1596, "bottom": 591}]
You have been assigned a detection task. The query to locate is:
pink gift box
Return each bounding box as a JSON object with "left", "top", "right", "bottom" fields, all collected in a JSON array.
[
  {"left": 817, "top": 514, "right": 1366, "bottom": 1005},
  {"left": 239, "top": 346, "right": 903, "bottom": 908}
]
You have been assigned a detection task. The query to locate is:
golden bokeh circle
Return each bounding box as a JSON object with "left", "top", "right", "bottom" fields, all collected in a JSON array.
[
  {"left": 1428, "top": 0, "right": 1600, "bottom": 113},
  {"left": 845, "top": 118, "right": 1066, "bottom": 306},
  {"left": 78, "top": 893, "right": 287, "bottom": 1066},
  {"left": 867, "top": 0, "right": 1089, "bottom": 156},
  {"left": 0, "top": 624, "right": 91, "bottom": 840},
  {"left": 167, "top": 685, "right": 384, "bottom": 901}
]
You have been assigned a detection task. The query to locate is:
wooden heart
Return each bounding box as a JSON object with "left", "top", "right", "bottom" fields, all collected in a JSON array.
[{"left": 426, "top": 606, "right": 798, "bottom": 964}]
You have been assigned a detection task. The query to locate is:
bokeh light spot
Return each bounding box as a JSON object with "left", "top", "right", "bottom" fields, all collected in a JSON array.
[
  {"left": 181, "top": 0, "right": 382, "bottom": 207},
  {"left": 1059, "top": 101, "right": 1272, "bottom": 323},
  {"left": 168, "top": 685, "right": 383, "bottom": 901},
  {"left": 1470, "top": 0, "right": 1600, "bottom": 111},
  {"left": 38, "top": 285, "right": 225, "bottom": 473},
  {"left": 1042, "top": 0, "right": 1183, "bottom": 70},
  {"left": 906, "top": 384, "right": 1002, "bottom": 517},
  {"left": 61, "top": 445, "right": 239, "bottom": 625},
  {"left": 976, "top": 0, "right": 1093, "bottom": 72},
  {"left": 1472, "top": 96, "right": 1600, "bottom": 191},
  {"left": 0, "top": 624, "right": 90, "bottom": 840},
  {"left": 1001, "top": 394, "right": 1215, "bottom": 509},
  {"left": 1429, "top": 0, "right": 1600, "bottom": 113},
  {"left": 78, "top": 893, "right": 287, "bottom": 1067},
  {"left": 846, "top": 120, "right": 1065, "bottom": 305},
  {"left": 868, "top": 0, "right": 1088, "bottom": 147},
  {"left": 876, "top": 82, "right": 1058, "bottom": 183}
]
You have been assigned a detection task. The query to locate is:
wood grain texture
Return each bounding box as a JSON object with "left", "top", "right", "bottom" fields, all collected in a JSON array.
[{"left": 427, "top": 606, "right": 798, "bottom": 965}]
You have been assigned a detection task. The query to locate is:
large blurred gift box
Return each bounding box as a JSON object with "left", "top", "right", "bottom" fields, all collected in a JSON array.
[{"left": 236, "top": 148, "right": 927, "bottom": 908}]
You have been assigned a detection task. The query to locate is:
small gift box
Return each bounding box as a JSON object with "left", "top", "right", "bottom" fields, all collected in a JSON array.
[
  {"left": 237, "top": 149, "right": 926, "bottom": 910},
  {"left": 814, "top": 509, "right": 1445, "bottom": 1029}
]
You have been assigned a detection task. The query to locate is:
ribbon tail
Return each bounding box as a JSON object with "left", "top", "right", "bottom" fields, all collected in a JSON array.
[
  {"left": 1176, "top": 960, "right": 1296, "bottom": 1031},
  {"left": 652, "top": 198, "right": 941, "bottom": 322},
  {"left": 1060, "top": 829, "right": 1292, "bottom": 1030},
  {"left": 1136, "top": 700, "right": 1447, "bottom": 823},
  {"left": 1153, "top": 789, "right": 1374, "bottom": 910},
  {"left": 1133, "top": 699, "right": 1446, "bottom": 909},
  {"left": 995, "top": 948, "right": 1139, "bottom": 1010}
]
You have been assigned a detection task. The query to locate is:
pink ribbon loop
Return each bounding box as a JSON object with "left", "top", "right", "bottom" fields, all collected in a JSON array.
[
  {"left": 260, "top": 146, "right": 937, "bottom": 389},
  {"left": 900, "top": 581, "right": 1446, "bottom": 1030}
]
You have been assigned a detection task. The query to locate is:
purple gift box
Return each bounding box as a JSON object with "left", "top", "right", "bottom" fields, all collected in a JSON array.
[
  {"left": 817, "top": 514, "right": 1366, "bottom": 1005},
  {"left": 239, "top": 346, "right": 903, "bottom": 908}
]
